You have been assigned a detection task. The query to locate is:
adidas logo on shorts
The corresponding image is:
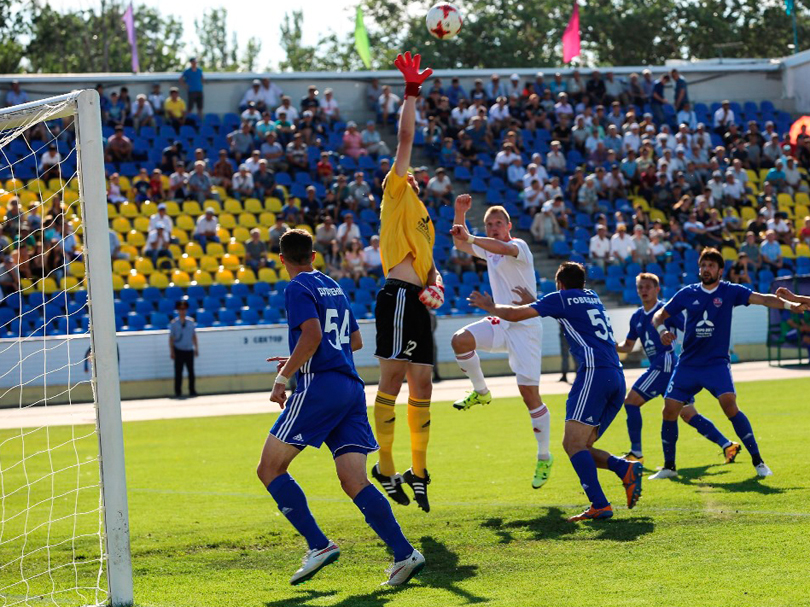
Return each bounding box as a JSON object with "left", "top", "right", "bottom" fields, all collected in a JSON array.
[
  {"left": 292, "top": 434, "right": 304, "bottom": 441},
  {"left": 585, "top": 416, "right": 594, "bottom": 422}
]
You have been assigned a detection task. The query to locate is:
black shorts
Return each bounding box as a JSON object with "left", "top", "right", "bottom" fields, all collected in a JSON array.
[
  {"left": 374, "top": 279, "right": 433, "bottom": 365},
  {"left": 188, "top": 91, "right": 204, "bottom": 111}
]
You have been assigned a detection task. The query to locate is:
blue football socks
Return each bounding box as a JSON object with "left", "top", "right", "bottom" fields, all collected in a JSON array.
[
  {"left": 569, "top": 450, "right": 609, "bottom": 509},
  {"left": 267, "top": 473, "right": 329, "bottom": 551},
  {"left": 729, "top": 410, "right": 760, "bottom": 457},
  {"left": 687, "top": 414, "right": 731, "bottom": 448},
  {"left": 662, "top": 419, "right": 678, "bottom": 469},
  {"left": 607, "top": 455, "right": 631, "bottom": 479},
  {"left": 353, "top": 484, "right": 413, "bottom": 562},
  {"left": 625, "top": 404, "right": 643, "bottom": 454}
]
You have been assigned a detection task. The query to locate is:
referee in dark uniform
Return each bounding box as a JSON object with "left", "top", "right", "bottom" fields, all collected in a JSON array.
[{"left": 169, "top": 300, "right": 198, "bottom": 398}]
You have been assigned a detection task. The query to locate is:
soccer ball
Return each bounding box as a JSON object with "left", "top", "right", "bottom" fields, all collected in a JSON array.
[{"left": 426, "top": 3, "right": 463, "bottom": 40}]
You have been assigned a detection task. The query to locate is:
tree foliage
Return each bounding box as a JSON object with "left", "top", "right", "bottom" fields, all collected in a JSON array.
[
  {"left": 193, "top": 8, "right": 262, "bottom": 72},
  {"left": 0, "top": 0, "right": 25, "bottom": 73}
]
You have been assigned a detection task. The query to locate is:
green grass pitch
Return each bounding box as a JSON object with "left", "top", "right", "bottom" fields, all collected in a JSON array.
[{"left": 2, "top": 377, "right": 809, "bottom": 606}]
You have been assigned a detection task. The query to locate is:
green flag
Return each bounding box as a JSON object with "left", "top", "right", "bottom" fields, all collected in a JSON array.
[{"left": 355, "top": 6, "right": 372, "bottom": 69}]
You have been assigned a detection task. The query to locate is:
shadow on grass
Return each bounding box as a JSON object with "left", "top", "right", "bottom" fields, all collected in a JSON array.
[
  {"left": 669, "top": 465, "right": 791, "bottom": 495},
  {"left": 482, "top": 506, "right": 654, "bottom": 543},
  {"left": 264, "top": 536, "right": 488, "bottom": 607}
]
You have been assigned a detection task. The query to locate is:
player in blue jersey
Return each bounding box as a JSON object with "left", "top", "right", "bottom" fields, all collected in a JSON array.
[
  {"left": 469, "top": 262, "right": 643, "bottom": 522},
  {"left": 651, "top": 247, "right": 803, "bottom": 479},
  {"left": 256, "top": 229, "right": 424, "bottom": 586},
  {"left": 616, "top": 273, "right": 741, "bottom": 465}
]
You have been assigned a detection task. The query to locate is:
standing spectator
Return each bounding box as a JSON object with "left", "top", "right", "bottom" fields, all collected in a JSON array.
[
  {"left": 610, "top": 223, "right": 636, "bottom": 264},
  {"left": 169, "top": 300, "right": 198, "bottom": 399},
  {"left": 713, "top": 100, "right": 735, "bottom": 136},
  {"left": 760, "top": 229, "right": 783, "bottom": 271},
  {"left": 4, "top": 80, "right": 28, "bottom": 107},
  {"left": 321, "top": 88, "right": 340, "bottom": 123},
  {"left": 259, "top": 77, "right": 283, "bottom": 110},
  {"left": 164, "top": 87, "right": 187, "bottom": 129},
  {"left": 670, "top": 69, "right": 689, "bottom": 111},
  {"left": 228, "top": 121, "right": 254, "bottom": 163},
  {"left": 148, "top": 83, "right": 165, "bottom": 117},
  {"left": 336, "top": 212, "right": 361, "bottom": 250},
  {"left": 361, "top": 121, "right": 390, "bottom": 157},
  {"left": 188, "top": 161, "right": 215, "bottom": 204},
  {"left": 426, "top": 168, "right": 453, "bottom": 206},
  {"left": 232, "top": 164, "right": 255, "bottom": 200},
  {"left": 132, "top": 94, "right": 155, "bottom": 133},
  {"left": 378, "top": 85, "right": 400, "bottom": 125},
  {"left": 366, "top": 78, "right": 382, "bottom": 112},
  {"left": 650, "top": 74, "right": 670, "bottom": 125},
  {"left": 589, "top": 224, "right": 611, "bottom": 269},
  {"left": 363, "top": 235, "right": 383, "bottom": 277},
  {"left": 143, "top": 224, "right": 173, "bottom": 268},
  {"left": 194, "top": 208, "right": 220, "bottom": 251},
  {"left": 180, "top": 57, "right": 204, "bottom": 117},
  {"left": 244, "top": 228, "right": 268, "bottom": 273}
]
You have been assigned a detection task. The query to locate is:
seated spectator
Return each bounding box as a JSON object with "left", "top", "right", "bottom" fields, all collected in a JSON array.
[
  {"left": 523, "top": 178, "right": 545, "bottom": 215},
  {"left": 319, "top": 88, "right": 340, "bottom": 124},
  {"left": 106, "top": 126, "right": 132, "bottom": 162},
  {"left": 300, "top": 186, "right": 321, "bottom": 225},
  {"left": 683, "top": 211, "right": 711, "bottom": 247},
  {"left": 603, "top": 163, "right": 627, "bottom": 201},
  {"left": 727, "top": 252, "right": 752, "bottom": 284},
  {"left": 241, "top": 102, "right": 262, "bottom": 127},
  {"left": 378, "top": 85, "right": 401, "bottom": 125},
  {"left": 149, "top": 168, "right": 166, "bottom": 201},
  {"left": 169, "top": 162, "right": 190, "bottom": 200},
  {"left": 228, "top": 122, "right": 254, "bottom": 163},
  {"left": 244, "top": 149, "right": 263, "bottom": 174},
  {"left": 275, "top": 96, "right": 299, "bottom": 123},
  {"left": 109, "top": 228, "right": 128, "bottom": 263},
  {"left": 506, "top": 156, "right": 525, "bottom": 190},
  {"left": 4, "top": 80, "right": 28, "bottom": 107},
  {"left": 186, "top": 147, "right": 210, "bottom": 173},
  {"left": 131, "top": 94, "right": 155, "bottom": 133},
  {"left": 366, "top": 78, "right": 382, "bottom": 112},
  {"left": 765, "top": 158, "right": 788, "bottom": 192},
  {"left": 143, "top": 224, "right": 173, "bottom": 269},
  {"left": 260, "top": 77, "right": 283, "bottom": 111},
  {"left": 132, "top": 168, "right": 151, "bottom": 203},
  {"left": 450, "top": 243, "right": 479, "bottom": 275},
  {"left": 244, "top": 228, "right": 268, "bottom": 273},
  {"left": 108, "top": 91, "right": 128, "bottom": 126},
  {"left": 253, "top": 160, "right": 284, "bottom": 201},
  {"left": 347, "top": 172, "right": 376, "bottom": 210},
  {"left": 589, "top": 224, "right": 611, "bottom": 269},
  {"left": 439, "top": 137, "right": 457, "bottom": 168},
  {"left": 341, "top": 238, "right": 367, "bottom": 280},
  {"left": 800, "top": 215, "right": 810, "bottom": 246},
  {"left": 160, "top": 140, "right": 184, "bottom": 174},
  {"left": 739, "top": 231, "right": 762, "bottom": 269},
  {"left": 361, "top": 121, "right": 390, "bottom": 157},
  {"left": 546, "top": 141, "right": 566, "bottom": 176},
  {"left": 260, "top": 132, "right": 285, "bottom": 170},
  {"left": 211, "top": 150, "right": 234, "bottom": 192},
  {"left": 149, "top": 202, "right": 174, "bottom": 233},
  {"left": 314, "top": 215, "right": 338, "bottom": 265},
  {"left": 164, "top": 87, "right": 187, "bottom": 129},
  {"left": 240, "top": 79, "right": 265, "bottom": 111},
  {"left": 632, "top": 224, "right": 653, "bottom": 264},
  {"left": 363, "top": 235, "right": 383, "bottom": 277},
  {"left": 282, "top": 133, "right": 306, "bottom": 174},
  {"left": 147, "top": 83, "right": 165, "bottom": 117},
  {"left": 784, "top": 156, "right": 807, "bottom": 194},
  {"left": 188, "top": 161, "right": 216, "bottom": 204},
  {"left": 231, "top": 164, "right": 255, "bottom": 200},
  {"left": 768, "top": 211, "right": 794, "bottom": 245},
  {"left": 337, "top": 213, "right": 361, "bottom": 251},
  {"left": 760, "top": 229, "right": 783, "bottom": 271},
  {"left": 610, "top": 223, "right": 636, "bottom": 264},
  {"left": 426, "top": 168, "right": 453, "bottom": 206},
  {"left": 650, "top": 231, "right": 670, "bottom": 263},
  {"left": 297, "top": 110, "right": 324, "bottom": 146},
  {"left": 722, "top": 170, "right": 745, "bottom": 205},
  {"left": 577, "top": 175, "right": 599, "bottom": 215},
  {"left": 194, "top": 208, "right": 220, "bottom": 251},
  {"left": 255, "top": 111, "right": 276, "bottom": 139},
  {"left": 39, "top": 143, "right": 62, "bottom": 180},
  {"left": 107, "top": 173, "right": 127, "bottom": 205},
  {"left": 269, "top": 217, "right": 289, "bottom": 253}
]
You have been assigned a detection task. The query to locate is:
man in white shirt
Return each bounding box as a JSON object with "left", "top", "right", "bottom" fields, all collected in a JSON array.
[
  {"left": 363, "top": 235, "right": 383, "bottom": 277},
  {"left": 275, "top": 97, "right": 299, "bottom": 123},
  {"left": 722, "top": 171, "right": 745, "bottom": 205},
  {"left": 623, "top": 123, "right": 641, "bottom": 154},
  {"left": 707, "top": 171, "right": 725, "bottom": 201},
  {"left": 259, "top": 78, "right": 283, "bottom": 110},
  {"left": 544, "top": 176, "right": 563, "bottom": 200},
  {"left": 450, "top": 196, "right": 553, "bottom": 489},
  {"left": 451, "top": 99, "right": 473, "bottom": 129},
  {"left": 132, "top": 94, "right": 155, "bottom": 133},
  {"left": 506, "top": 157, "right": 525, "bottom": 189},
  {"left": 240, "top": 79, "right": 265, "bottom": 111},
  {"left": 676, "top": 104, "right": 698, "bottom": 131},
  {"left": 378, "top": 85, "right": 401, "bottom": 124},
  {"left": 149, "top": 203, "right": 174, "bottom": 233},
  {"left": 546, "top": 141, "right": 567, "bottom": 175},
  {"left": 492, "top": 143, "right": 520, "bottom": 174},
  {"left": 603, "top": 164, "right": 627, "bottom": 201},
  {"left": 488, "top": 96, "right": 511, "bottom": 131},
  {"left": 194, "top": 208, "right": 220, "bottom": 251},
  {"left": 589, "top": 224, "right": 611, "bottom": 269},
  {"left": 523, "top": 179, "right": 545, "bottom": 214},
  {"left": 610, "top": 223, "right": 636, "bottom": 264},
  {"left": 554, "top": 92, "right": 574, "bottom": 119},
  {"left": 336, "top": 213, "right": 361, "bottom": 250},
  {"left": 427, "top": 168, "right": 453, "bottom": 205},
  {"left": 523, "top": 163, "right": 548, "bottom": 189},
  {"left": 148, "top": 83, "right": 165, "bottom": 117},
  {"left": 784, "top": 156, "right": 806, "bottom": 194},
  {"left": 321, "top": 88, "right": 340, "bottom": 123},
  {"left": 713, "top": 100, "right": 735, "bottom": 135},
  {"left": 232, "top": 164, "right": 255, "bottom": 200},
  {"left": 143, "top": 224, "right": 173, "bottom": 267}
]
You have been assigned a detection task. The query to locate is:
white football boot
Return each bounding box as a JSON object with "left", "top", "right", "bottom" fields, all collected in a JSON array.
[
  {"left": 381, "top": 549, "right": 425, "bottom": 586},
  {"left": 290, "top": 541, "right": 340, "bottom": 585}
]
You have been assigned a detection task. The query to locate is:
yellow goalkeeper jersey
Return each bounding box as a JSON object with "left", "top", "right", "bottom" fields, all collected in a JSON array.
[{"left": 379, "top": 167, "right": 435, "bottom": 285}]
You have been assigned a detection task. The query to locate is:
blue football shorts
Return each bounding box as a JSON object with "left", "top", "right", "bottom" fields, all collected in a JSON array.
[
  {"left": 665, "top": 363, "right": 736, "bottom": 403},
  {"left": 566, "top": 366, "right": 626, "bottom": 437},
  {"left": 631, "top": 367, "right": 694, "bottom": 404}
]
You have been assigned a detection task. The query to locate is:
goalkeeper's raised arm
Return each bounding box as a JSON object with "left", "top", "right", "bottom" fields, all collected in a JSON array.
[{"left": 393, "top": 52, "right": 433, "bottom": 178}]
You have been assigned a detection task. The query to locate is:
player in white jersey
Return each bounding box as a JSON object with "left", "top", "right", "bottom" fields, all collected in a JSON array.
[{"left": 449, "top": 196, "right": 553, "bottom": 489}]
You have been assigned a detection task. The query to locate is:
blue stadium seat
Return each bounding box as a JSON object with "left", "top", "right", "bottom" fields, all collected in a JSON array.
[
  {"left": 158, "top": 299, "right": 177, "bottom": 315},
  {"left": 551, "top": 241, "right": 570, "bottom": 257},
  {"left": 587, "top": 265, "right": 605, "bottom": 282},
  {"left": 149, "top": 313, "right": 169, "bottom": 330},
  {"left": 573, "top": 240, "right": 589, "bottom": 255},
  {"left": 605, "top": 276, "right": 623, "bottom": 293},
  {"left": 164, "top": 286, "right": 184, "bottom": 302},
  {"left": 454, "top": 166, "right": 471, "bottom": 181},
  {"left": 351, "top": 303, "right": 369, "bottom": 319},
  {"left": 215, "top": 309, "right": 237, "bottom": 326},
  {"left": 135, "top": 300, "right": 154, "bottom": 315},
  {"left": 231, "top": 283, "right": 250, "bottom": 299},
  {"left": 645, "top": 262, "right": 664, "bottom": 277},
  {"left": 354, "top": 289, "right": 373, "bottom": 305},
  {"left": 254, "top": 282, "right": 271, "bottom": 296},
  {"left": 203, "top": 295, "right": 221, "bottom": 310},
  {"left": 209, "top": 284, "right": 227, "bottom": 299},
  {"left": 461, "top": 271, "right": 480, "bottom": 285},
  {"left": 141, "top": 287, "right": 161, "bottom": 302},
  {"left": 358, "top": 276, "right": 377, "bottom": 291},
  {"left": 470, "top": 178, "right": 488, "bottom": 193},
  {"left": 246, "top": 294, "right": 265, "bottom": 309},
  {"left": 262, "top": 307, "right": 281, "bottom": 324},
  {"left": 187, "top": 285, "right": 206, "bottom": 300},
  {"left": 241, "top": 308, "right": 261, "bottom": 325},
  {"left": 625, "top": 262, "right": 642, "bottom": 278},
  {"left": 224, "top": 295, "right": 243, "bottom": 311},
  {"left": 120, "top": 289, "right": 139, "bottom": 304},
  {"left": 126, "top": 313, "right": 146, "bottom": 331}
]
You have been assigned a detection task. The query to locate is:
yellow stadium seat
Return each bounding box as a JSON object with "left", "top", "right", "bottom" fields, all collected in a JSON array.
[
  {"left": 200, "top": 255, "right": 219, "bottom": 272},
  {"left": 171, "top": 270, "right": 192, "bottom": 288},
  {"left": 112, "top": 217, "right": 131, "bottom": 233},
  {"left": 266, "top": 197, "right": 283, "bottom": 213},
  {"left": 781, "top": 245, "right": 796, "bottom": 260},
  {"left": 126, "top": 230, "right": 145, "bottom": 247},
  {"left": 40, "top": 277, "right": 59, "bottom": 294},
  {"left": 777, "top": 193, "right": 794, "bottom": 207},
  {"left": 17, "top": 191, "right": 37, "bottom": 205},
  {"left": 120, "top": 244, "right": 138, "bottom": 258},
  {"left": 112, "top": 275, "right": 125, "bottom": 290},
  {"left": 217, "top": 227, "right": 230, "bottom": 241},
  {"left": 27, "top": 178, "right": 45, "bottom": 191},
  {"left": 254, "top": 226, "right": 269, "bottom": 240},
  {"left": 796, "top": 243, "right": 810, "bottom": 258},
  {"left": 267, "top": 252, "right": 281, "bottom": 267},
  {"left": 649, "top": 209, "right": 666, "bottom": 223},
  {"left": 169, "top": 244, "right": 182, "bottom": 259},
  {"left": 227, "top": 239, "right": 246, "bottom": 256},
  {"left": 63, "top": 190, "right": 80, "bottom": 205},
  {"left": 206, "top": 242, "right": 225, "bottom": 257},
  {"left": 721, "top": 247, "right": 738, "bottom": 262},
  {"left": 239, "top": 212, "right": 257, "bottom": 228},
  {"left": 212, "top": 186, "right": 226, "bottom": 199},
  {"left": 795, "top": 192, "right": 810, "bottom": 207},
  {"left": 164, "top": 201, "right": 181, "bottom": 216},
  {"left": 19, "top": 278, "right": 34, "bottom": 295},
  {"left": 185, "top": 242, "right": 204, "bottom": 259},
  {"left": 176, "top": 214, "right": 196, "bottom": 232},
  {"left": 244, "top": 198, "right": 264, "bottom": 214},
  {"left": 60, "top": 276, "right": 81, "bottom": 291},
  {"left": 215, "top": 268, "right": 235, "bottom": 286},
  {"left": 758, "top": 168, "right": 770, "bottom": 182},
  {"left": 202, "top": 199, "right": 221, "bottom": 214},
  {"left": 118, "top": 176, "right": 131, "bottom": 193},
  {"left": 141, "top": 201, "right": 158, "bottom": 217},
  {"left": 5, "top": 178, "right": 23, "bottom": 191},
  {"left": 178, "top": 254, "right": 198, "bottom": 273},
  {"left": 237, "top": 266, "right": 257, "bottom": 285},
  {"left": 259, "top": 212, "right": 276, "bottom": 226},
  {"left": 277, "top": 268, "right": 290, "bottom": 282},
  {"left": 120, "top": 202, "right": 139, "bottom": 218},
  {"left": 746, "top": 170, "right": 759, "bottom": 184},
  {"left": 795, "top": 204, "right": 809, "bottom": 219},
  {"left": 133, "top": 216, "right": 150, "bottom": 232},
  {"left": 127, "top": 271, "right": 147, "bottom": 290},
  {"left": 107, "top": 203, "right": 119, "bottom": 219},
  {"left": 172, "top": 228, "right": 189, "bottom": 245},
  {"left": 192, "top": 270, "right": 213, "bottom": 287},
  {"left": 113, "top": 259, "right": 132, "bottom": 275},
  {"left": 149, "top": 273, "right": 170, "bottom": 289},
  {"left": 48, "top": 178, "right": 66, "bottom": 192},
  {"left": 182, "top": 201, "right": 203, "bottom": 216},
  {"left": 160, "top": 175, "right": 170, "bottom": 190},
  {"left": 295, "top": 224, "right": 313, "bottom": 235},
  {"left": 69, "top": 261, "right": 85, "bottom": 278},
  {"left": 221, "top": 254, "right": 240, "bottom": 271},
  {"left": 740, "top": 206, "right": 756, "bottom": 225},
  {"left": 224, "top": 198, "right": 243, "bottom": 214},
  {"left": 258, "top": 267, "right": 277, "bottom": 283},
  {"left": 313, "top": 251, "right": 325, "bottom": 269},
  {"left": 231, "top": 227, "right": 250, "bottom": 242},
  {"left": 219, "top": 213, "right": 237, "bottom": 229},
  {"left": 747, "top": 193, "right": 758, "bottom": 206},
  {"left": 135, "top": 257, "right": 155, "bottom": 275}
]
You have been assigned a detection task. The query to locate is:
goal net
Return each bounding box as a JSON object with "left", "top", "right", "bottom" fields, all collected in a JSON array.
[{"left": 0, "top": 91, "right": 132, "bottom": 606}]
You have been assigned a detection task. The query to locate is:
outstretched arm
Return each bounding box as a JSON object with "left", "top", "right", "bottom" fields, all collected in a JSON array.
[
  {"left": 468, "top": 291, "right": 539, "bottom": 322},
  {"left": 451, "top": 223, "right": 519, "bottom": 257},
  {"left": 393, "top": 52, "right": 433, "bottom": 177},
  {"left": 776, "top": 287, "right": 810, "bottom": 308},
  {"left": 616, "top": 337, "right": 637, "bottom": 354},
  {"left": 749, "top": 291, "right": 806, "bottom": 311}
]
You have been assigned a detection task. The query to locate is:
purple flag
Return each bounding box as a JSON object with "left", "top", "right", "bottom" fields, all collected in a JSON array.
[{"left": 122, "top": 3, "right": 140, "bottom": 73}]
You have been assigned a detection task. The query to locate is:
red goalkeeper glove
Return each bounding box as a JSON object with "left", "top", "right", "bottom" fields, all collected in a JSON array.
[
  {"left": 394, "top": 51, "right": 434, "bottom": 98},
  {"left": 419, "top": 273, "right": 444, "bottom": 309}
]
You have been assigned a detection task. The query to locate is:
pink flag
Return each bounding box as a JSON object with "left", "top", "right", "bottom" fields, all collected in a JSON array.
[
  {"left": 122, "top": 3, "right": 140, "bottom": 73},
  {"left": 562, "top": 2, "right": 581, "bottom": 64}
]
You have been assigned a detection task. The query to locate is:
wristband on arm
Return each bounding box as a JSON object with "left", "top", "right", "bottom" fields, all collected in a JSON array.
[
  {"left": 275, "top": 374, "right": 289, "bottom": 386},
  {"left": 404, "top": 82, "right": 422, "bottom": 98},
  {"left": 656, "top": 324, "right": 667, "bottom": 336}
]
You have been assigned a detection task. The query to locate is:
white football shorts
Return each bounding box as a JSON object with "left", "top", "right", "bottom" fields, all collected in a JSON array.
[{"left": 464, "top": 316, "right": 543, "bottom": 386}]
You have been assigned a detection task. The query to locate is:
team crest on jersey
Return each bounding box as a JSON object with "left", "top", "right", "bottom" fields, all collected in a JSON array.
[{"left": 713, "top": 297, "right": 723, "bottom": 307}]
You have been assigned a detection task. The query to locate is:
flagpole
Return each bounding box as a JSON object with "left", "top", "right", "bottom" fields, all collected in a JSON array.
[{"left": 793, "top": 7, "right": 798, "bottom": 53}]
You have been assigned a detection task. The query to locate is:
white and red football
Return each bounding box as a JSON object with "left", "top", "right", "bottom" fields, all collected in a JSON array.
[{"left": 426, "top": 3, "right": 463, "bottom": 40}]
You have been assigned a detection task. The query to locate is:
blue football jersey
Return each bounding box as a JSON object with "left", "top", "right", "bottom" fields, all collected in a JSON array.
[
  {"left": 531, "top": 289, "right": 622, "bottom": 371},
  {"left": 663, "top": 281, "right": 751, "bottom": 367},
  {"left": 285, "top": 271, "right": 361, "bottom": 381},
  {"left": 626, "top": 301, "right": 684, "bottom": 371}
]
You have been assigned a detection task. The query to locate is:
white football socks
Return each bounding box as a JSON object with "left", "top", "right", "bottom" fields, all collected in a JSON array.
[
  {"left": 528, "top": 404, "right": 551, "bottom": 460},
  {"left": 455, "top": 350, "right": 488, "bottom": 394}
]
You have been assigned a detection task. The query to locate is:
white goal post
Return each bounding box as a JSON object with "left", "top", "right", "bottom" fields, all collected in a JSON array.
[{"left": 0, "top": 90, "right": 133, "bottom": 606}]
